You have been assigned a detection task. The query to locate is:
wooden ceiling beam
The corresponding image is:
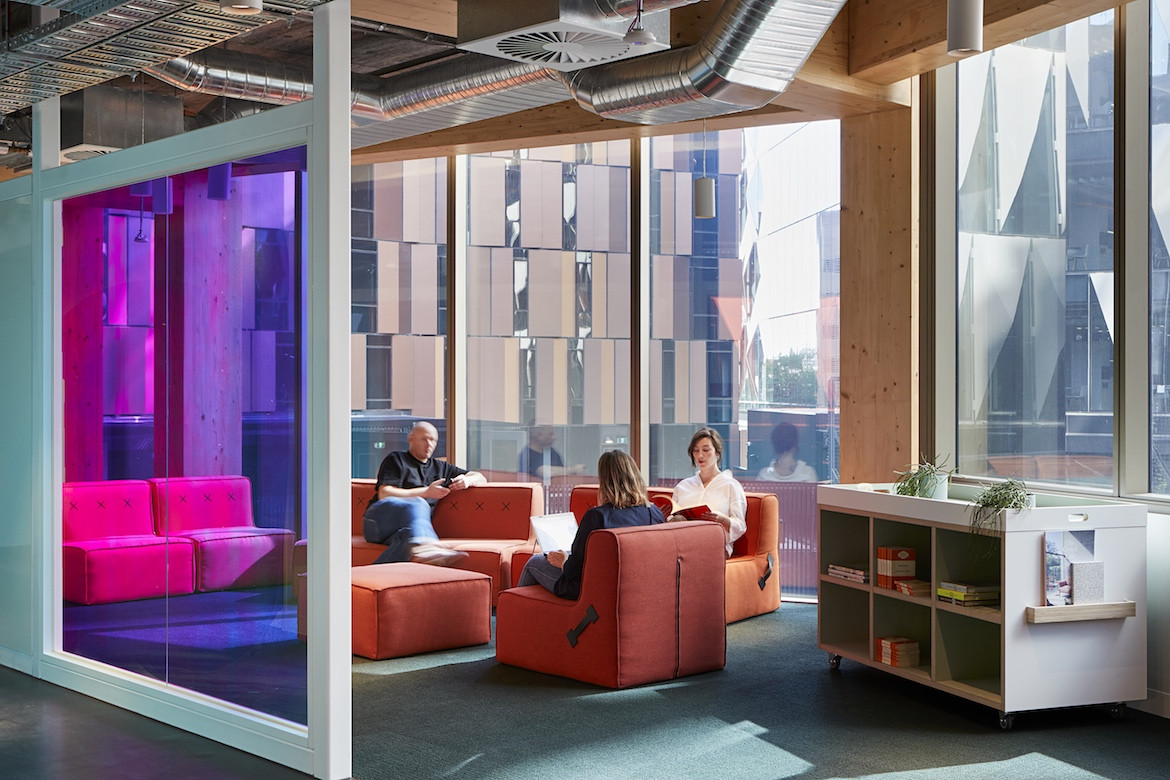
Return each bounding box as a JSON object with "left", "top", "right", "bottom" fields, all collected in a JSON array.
[
  {"left": 848, "top": 0, "right": 1118, "bottom": 85},
  {"left": 351, "top": 0, "right": 457, "bottom": 38}
]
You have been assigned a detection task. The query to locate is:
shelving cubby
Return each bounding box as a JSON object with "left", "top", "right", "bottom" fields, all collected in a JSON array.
[{"left": 817, "top": 483, "right": 1147, "bottom": 726}]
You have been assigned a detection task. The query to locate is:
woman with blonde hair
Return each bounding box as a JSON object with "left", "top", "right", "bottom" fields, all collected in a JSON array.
[
  {"left": 670, "top": 427, "right": 747, "bottom": 557},
  {"left": 515, "top": 449, "right": 664, "bottom": 599}
]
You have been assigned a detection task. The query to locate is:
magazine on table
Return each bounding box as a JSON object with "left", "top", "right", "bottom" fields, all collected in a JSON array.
[{"left": 530, "top": 512, "right": 579, "bottom": 553}]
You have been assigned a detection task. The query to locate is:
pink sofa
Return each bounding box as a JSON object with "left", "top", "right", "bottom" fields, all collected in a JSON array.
[
  {"left": 496, "top": 522, "right": 727, "bottom": 688},
  {"left": 148, "top": 476, "right": 295, "bottom": 592},
  {"left": 351, "top": 478, "right": 544, "bottom": 605},
  {"left": 63, "top": 480, "right": 196, "bottom": 605}
]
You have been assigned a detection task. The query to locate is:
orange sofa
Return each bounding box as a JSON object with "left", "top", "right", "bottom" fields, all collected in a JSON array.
[
  {"left": 350, "top": 478, "right": 543, "bottom": 604},
  {"left": 565, "top": 484, "right": 780, "bottom": 624},
  {"left": 496, "top": 522, "right": 727, "bottom": 688}
]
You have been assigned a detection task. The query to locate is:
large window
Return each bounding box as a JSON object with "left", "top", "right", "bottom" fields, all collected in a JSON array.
[
  {"left": 464, "top": 143, "right": 632, "bottom": 509},
  {"left": 647, "top": 125, "right": 840, "bottom": 487},
  {"left": 60, "top": 150, "right": 308, "bottom": 724},
  {"left": 350, "top": 160, "right": 449, "bottom": 476},
  {"left": 954, "top": 14, "right": 1115, "bottom": 488},
  {"left": 646, "top": 123, "right": 840, "bottom": 600},
  {"left": 1152, "top": 0, "right": 1170, "bottom": 493}
]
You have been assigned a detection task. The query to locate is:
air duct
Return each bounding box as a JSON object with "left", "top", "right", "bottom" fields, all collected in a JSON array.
[
  {"left": 566, "top": 0, "right": 847, "bottom": 124},
  {"left": 143, "top": 0, "right": 844, "bottom": 148}
]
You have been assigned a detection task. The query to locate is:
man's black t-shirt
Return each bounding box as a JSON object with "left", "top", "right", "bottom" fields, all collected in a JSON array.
[{"left": 373, "top": 451, "right": 468, "bottom": 507}]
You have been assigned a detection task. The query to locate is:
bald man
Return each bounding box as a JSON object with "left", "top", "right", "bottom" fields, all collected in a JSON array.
[{"left": 362, "top": 421, "right": 486, "bottom": 566}]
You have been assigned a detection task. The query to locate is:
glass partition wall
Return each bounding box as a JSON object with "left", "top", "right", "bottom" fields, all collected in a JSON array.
[{"left": 60, "top": 148, "right": 308, "bottom": 724}]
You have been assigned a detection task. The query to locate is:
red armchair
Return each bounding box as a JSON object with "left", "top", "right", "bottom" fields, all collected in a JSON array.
[
  {"left": 568, "top": 484, "right": 780, "bottom": 623},
  {"left": 63, "top": 480, "right": 195, "bottom": 604},
  {"left": 148, "top": 476, "right": 294, "bottom": 592},
  {"left": 496, "top": 522, "right": 727, "bottom": 689}
]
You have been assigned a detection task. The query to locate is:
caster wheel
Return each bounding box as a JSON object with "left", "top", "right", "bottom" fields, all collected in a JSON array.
[
  {"left": 828, "top": 654, "right": 841, "bottom": 670},
  {"left": 998, "top": 711, "right": 1014, "bottom": 730},
  {"left": 1109, "top": 702, "right": 1127, "bottom": 720}
]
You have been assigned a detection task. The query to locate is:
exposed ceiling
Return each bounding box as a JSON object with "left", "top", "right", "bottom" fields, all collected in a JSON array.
[{"left": 0, "top": 0, "right": 1121, "bottom": 177}]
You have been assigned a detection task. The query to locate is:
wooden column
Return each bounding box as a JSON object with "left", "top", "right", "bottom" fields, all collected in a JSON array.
[
  {"left": 840, "top": 97, "right": 920, "bottom": 483},
  {"left": 155, "top": 170, "right": 245, "bottom": 477}
]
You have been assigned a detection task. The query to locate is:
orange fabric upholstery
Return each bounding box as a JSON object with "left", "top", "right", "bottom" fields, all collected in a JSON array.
[
  {"left": 349, "top": 479, "right": 543, "bottom": 604},
  {"left": 568, "top": 484, "right": 780, "bottom": 623},
  {"left": 351, "top": 563, "right": 491, "bottom": 660},
  {"left": 496, "top": 522, "right": 727, "bottom": 688}
]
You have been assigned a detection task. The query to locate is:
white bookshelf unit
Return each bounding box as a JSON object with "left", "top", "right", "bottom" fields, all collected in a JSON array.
[{"left": 817, "top": 483, "right": 1147, "bottom": 728}]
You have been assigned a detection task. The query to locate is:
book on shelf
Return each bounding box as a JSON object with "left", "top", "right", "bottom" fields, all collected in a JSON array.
[
  {"left": 1044, "top": 529, "right": 1096, "bottom": 606},
  {"left": 894, "top": 579, "right": 931, "bottom": 597},
  {"left": 826, "top": 564, "right": 869, "bottom": 583},
  {"left": 935, "top": 598, "right": 1001, "bottom": 608},
  {"left": 936, "top": 586, "right": 1000, "bottom": 602},
  {"left": 875, "top": 546, "right": 916, "bottom": 589},
  {"left": 875, "top": 636, "right": 920, "bottom": 667},
  {"left": 828, "top": 562, "right": 868, "bottom": 576},
  {"left": 937, "top": 581, "right": 1000, "bottom": 594}
]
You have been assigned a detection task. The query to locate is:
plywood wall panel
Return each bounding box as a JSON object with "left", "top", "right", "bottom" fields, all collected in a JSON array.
[{"left": 839, "top": 104, "right": 919, "bottom": 483}]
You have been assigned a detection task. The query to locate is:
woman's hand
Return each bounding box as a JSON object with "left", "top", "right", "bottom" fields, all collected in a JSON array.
[
  {"left": 545, "top": 550, "right": 568, "bottom": 568},
  {"left": 702, "top": 511, "right": 733, "bottom": 533}
]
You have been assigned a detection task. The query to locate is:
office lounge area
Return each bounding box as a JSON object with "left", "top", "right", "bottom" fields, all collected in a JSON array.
[{"left": 3, "top": 1, "right": 1170, "bottom": 778}]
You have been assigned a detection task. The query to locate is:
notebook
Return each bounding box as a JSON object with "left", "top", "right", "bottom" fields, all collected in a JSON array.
[{"left": 530, "top": 512, "right": 579, "bottom": 553}]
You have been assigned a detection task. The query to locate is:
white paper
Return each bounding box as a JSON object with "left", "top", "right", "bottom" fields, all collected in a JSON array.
[{"left": 531, "top": 512, "right": 578, "bottom": 553}]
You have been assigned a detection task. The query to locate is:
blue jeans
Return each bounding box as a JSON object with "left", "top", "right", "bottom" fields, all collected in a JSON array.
[
  {"left": 362, "top": 497, "right": 440, "bottom": 565},
  {"left": 517, "top": 554, "right": 563, "bottom": 593}
]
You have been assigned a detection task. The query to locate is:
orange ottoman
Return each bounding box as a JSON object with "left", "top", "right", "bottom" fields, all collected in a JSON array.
[{"left": 351, "top": 563, "right": 491, "bottom": 660}]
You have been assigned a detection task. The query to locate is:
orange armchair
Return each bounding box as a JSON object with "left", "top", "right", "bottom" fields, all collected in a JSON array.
[
  {"left": 569, "top": 484, "right": 780, "bottom": 623},
  {"left": 496, "top": 522, "right": 726, "bottom": 688}
]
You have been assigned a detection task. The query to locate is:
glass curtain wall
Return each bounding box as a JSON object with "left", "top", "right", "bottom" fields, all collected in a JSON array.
[
  {"left": 954, "top": 14, "right": 1116, "bottom": 487},
  {"left": 464, "top": 143, "right": 632, "bottom": 512},
  {"left": 59, "top": 149, "right": 308, "bottom": 724},
  {"left": 647, "top": 123, "right": 841, "bottom": 600},
  {"left": 350, "top": 161, "right": 449, "bottom": 477},
  {"left": 1152, "top": 0, "right": 1170, "bottom": 493}
]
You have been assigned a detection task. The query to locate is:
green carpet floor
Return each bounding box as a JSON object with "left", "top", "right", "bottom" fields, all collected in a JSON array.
[{"left": 352, "top": 604, "right": 1169, "bottom": 779}]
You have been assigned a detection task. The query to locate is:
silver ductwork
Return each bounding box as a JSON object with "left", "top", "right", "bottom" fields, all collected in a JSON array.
[
  {"left": 138, "top": 0, "right": 843, "bottom": 149},
  {"left": 143, "top": 50, "right": 572, "bottom": 149},
  {"left": 0, "top": 0, "right": 328, "bottom": 116},
  {"left": 566, "top": 0, "right": 847, "bottom": 124}
]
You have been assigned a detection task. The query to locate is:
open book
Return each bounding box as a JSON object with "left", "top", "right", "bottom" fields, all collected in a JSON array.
[
  {"left": 530, "top": 512, "right": 579, "bottom": 553},
  {"left": 649, "top": 494, "right": 711, "bottom": 521}
]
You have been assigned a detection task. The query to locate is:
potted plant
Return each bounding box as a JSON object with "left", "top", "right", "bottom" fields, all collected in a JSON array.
[
  {"left": 968, "top": 477, "right": 1033, "bottom": 536},
  {"left": 893, "top": 455, "right": 954, "bottom": 499}
]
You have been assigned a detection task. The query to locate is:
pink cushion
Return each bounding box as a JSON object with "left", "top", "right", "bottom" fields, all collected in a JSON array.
[
  {"left": 63, "top": 536, "right": 195, "bottom": 604},
  {"left": 147, "top": 476, "right": 254, "bottom": 533},
  {"left": 184, "top": 527, "right": 294, "bottom": 591},
  {"left": 351, "top": 563, "right": 491, "bottom": 660}
]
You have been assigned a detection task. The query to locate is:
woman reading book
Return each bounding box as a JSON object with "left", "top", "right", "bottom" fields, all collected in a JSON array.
[
  {"left": 669, "top": 427, "right": 747, "bottom": 558},
  {"left": 514, "top": 449, "right": 664, "bottom": 600}
]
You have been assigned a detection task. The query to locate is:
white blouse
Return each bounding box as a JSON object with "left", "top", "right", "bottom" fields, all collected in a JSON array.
[{"left": 672, "top": 469, "right": 747, "bottom": 557}]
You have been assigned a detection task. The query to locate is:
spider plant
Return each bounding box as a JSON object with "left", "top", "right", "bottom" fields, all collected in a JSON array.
[
  {"left": 968, "top": 478, "right": 1032, "bottom": 536},
  {"left": 893, "top": 455, "right": 954, "bottom": 499}
]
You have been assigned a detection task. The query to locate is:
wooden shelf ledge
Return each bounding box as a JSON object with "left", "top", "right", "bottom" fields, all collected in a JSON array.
[{"left": 1025, "top": 601, "right": 1136, "bottom": 624}]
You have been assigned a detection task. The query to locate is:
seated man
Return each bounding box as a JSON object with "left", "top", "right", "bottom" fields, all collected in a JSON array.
[
  {"left": 517, "top": 423, "right": 585, "bottom": 479},
  {"left": 362, "top": 420, "right": 486, "bottom": 566}
]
